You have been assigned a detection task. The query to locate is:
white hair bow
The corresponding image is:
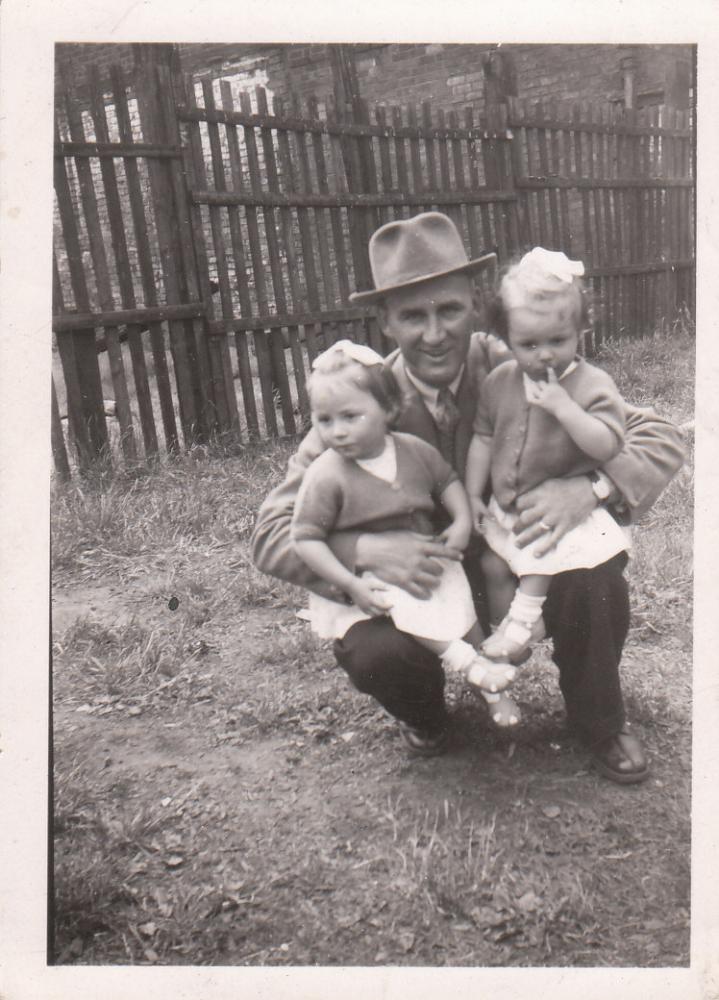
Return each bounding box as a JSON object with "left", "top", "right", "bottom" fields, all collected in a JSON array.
[
  {"left": 312, "top": 339, "right": 384, "bottom": 371},
  {"left": 520, "top": 247, "right": 585, "bottom": 283}
]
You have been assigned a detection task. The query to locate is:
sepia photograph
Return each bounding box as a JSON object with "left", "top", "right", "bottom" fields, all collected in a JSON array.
[
  {"left": 49, "top": 38, "right": 694, "bottom": 967},
  {"left": 1, "top": 2, "right": 717, "bottom": 998}
]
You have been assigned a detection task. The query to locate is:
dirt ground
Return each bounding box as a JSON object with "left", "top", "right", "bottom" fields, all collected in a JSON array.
[{"left": 52, "top": 573, "right": 691, "bottom": 968}]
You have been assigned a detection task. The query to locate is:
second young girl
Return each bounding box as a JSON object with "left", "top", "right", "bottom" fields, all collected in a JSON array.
[
  {"left": 291, "top": 340, "right": 519, "bottom": 733},
  {"left": 465, "top": 247, "right": 631, "bottom": 666}
]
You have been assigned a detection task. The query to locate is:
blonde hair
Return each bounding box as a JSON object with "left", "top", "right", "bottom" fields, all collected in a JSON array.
[
  {"left": 308, "top": 344, "right": 404, "bottom": 423},
  {"left": 489, "top": 248, "right": 589, "bottom": 343}
]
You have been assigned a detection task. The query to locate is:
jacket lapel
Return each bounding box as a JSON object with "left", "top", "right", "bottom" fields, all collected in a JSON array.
[{"left": 391, "top": 355, "right": 444, "bottom": 451}]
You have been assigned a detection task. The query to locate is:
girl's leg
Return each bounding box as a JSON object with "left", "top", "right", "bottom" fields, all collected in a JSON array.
[
  {"left": 520, "top": 573, "right": 552, "bottom": 597},
  {"left": 412, "top": 630, "right": 521, "bottom": 729},
  {"left": 481, "top": 549, "right": 518, "bottom": 625},
  {"left": 482, "top": 573, "right": 551, "bottom": 661}
]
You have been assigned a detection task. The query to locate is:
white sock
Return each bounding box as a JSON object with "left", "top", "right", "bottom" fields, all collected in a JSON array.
[
  {"left": 508, "top": 590, "right": 546, "bottom": 624},
  {"left": 441, "top": 639, "right": 479, "bottom": 673}
]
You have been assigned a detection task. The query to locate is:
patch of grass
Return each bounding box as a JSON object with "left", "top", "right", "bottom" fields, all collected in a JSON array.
[
  {"left": 52, "top": 326, "right": 693, "bottom": 968},
  {"left": 597, "top": 322, "right": 694, "bottom": 646},
  {"left": 597, "top": 313, "right": 695, "bottom": 426},
  {"left": 52, "top": 439, "right": 297, "bottom": 581},
  {"left": 52, "top": 615, "right": 216, "bottom": 711}
]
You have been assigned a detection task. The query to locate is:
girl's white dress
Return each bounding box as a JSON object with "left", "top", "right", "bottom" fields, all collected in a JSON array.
[
  {"left": 483, "top": 496, "right": 630, "bottom": 577},
  {"left": 306, "top": 436, "right": 477, "bottom": 642}
]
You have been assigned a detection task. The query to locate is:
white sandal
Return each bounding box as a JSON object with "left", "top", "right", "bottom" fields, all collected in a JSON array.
[
  {"left": 482, "top": 615, "right": 545, "bottom": 663},
  {"left": 466, "top": 654, "right": 517, "bottom": 693},
  {"left": 483, "top": 690, "right": 521, "bottom": 727}
]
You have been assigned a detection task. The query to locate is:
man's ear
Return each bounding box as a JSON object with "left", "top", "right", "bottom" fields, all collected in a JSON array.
[
  {"left": 376, "top": 301, "right": 391, "bottom": 338},
  {"left": 470, "top": 284, "right": 486, "bottom": 325}
]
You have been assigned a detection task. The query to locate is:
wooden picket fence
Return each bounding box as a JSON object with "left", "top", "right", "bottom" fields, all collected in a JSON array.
[
  {"left": 52, "top": 47, "right": 694, "bottom": 477},
  {"left": 506, "top": 97, "right": 694, "bottom": 353}
]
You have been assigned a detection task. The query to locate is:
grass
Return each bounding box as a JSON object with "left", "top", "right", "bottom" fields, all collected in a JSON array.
[{"left": 51, "top": 325, "right": 694, "bottom": 968}]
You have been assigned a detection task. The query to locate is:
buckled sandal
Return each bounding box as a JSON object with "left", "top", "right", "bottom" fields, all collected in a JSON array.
[
  {"left": 482, "top": 615, "right": 545, "bottom": 663},
  {"left": 466, "top": 655, "right": 517, "bottom": 694},
  {"left": 590, "top": 729, "right": 649, "bottom": 785},
  {"left": 399, "top": 722, "right": 450, "bottom": 757},
  {"left": 483, "top": 690, "right": 521, "bottom": 728}
]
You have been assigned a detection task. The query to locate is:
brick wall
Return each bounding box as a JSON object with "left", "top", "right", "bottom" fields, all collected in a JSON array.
[{"left": 55, "top": 42, "right": 693, "bottom": 114}]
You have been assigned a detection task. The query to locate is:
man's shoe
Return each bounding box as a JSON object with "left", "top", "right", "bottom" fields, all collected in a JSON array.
[
  {"left": 399, "top": 722, "right": 450, "bottom": 757},
  {"left": 590, "top": 729, "right": 649, "bottom": 785}
]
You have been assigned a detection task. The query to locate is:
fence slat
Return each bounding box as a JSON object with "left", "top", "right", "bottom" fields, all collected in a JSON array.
[
  {"left": 322, "top": 96, "right": 361, "bottom": 347},
  {"left": 52, "top": 260, "right": 92, "bottom": 466},
  {"left": 391, "top": 105, "right": 410, "bottom": 218},
  {"left": 338, "top": 95, "right": 374, "bottom": 311},
  {"left": 291, "top": 92, "right": 323, "bottom": 364},
  {"left": 186, "top": 77, "right": 238, "bottom": 437},
  {"left": 406, "top": 104, "right": 425, "bottom": 209},
  {"left": 217, "top": 81, "right": 260, "bottom": 438},
  {"left": 88, "top": 65, "right": 161, "bottom": 459},
  {"left": 51, "top": 374, "right": 71, "bottom": 480},
  {"left": 155, "top": 60, "right": 218, "bottom": 440},
  {"left": 550, "top": 99, "right": 572, "bottom": 255},
  {"left": 109, "top": 63, "right": 179, "bottom": 455},
  {"left": 272, "top": 94, "right": 311, "bottom": 420},
  {"left": 323, "top": 97, "right": 352, "bottom": 307},
  {"left": 375, "top": 104, "right": 394, "bottom": 227},
  {"left": 62, "top": 73, "right": 139, "bottom": 461},
  {"left": 255, "top": 86, "right": 297, "bottom": 434},
  {"left": 256, "top": 87, "right": 307, "bottom": 426},
  {"left": 238, "top": 88, "right": 282, "bottom": 437},
  {"left": 437, "top": 107, "right": 461, "bottom": 234},
  {"left": 462, "top": 107, "right": 484, "bottom": 257},
  {"left": 133, "top": 50, "right": 201, "bottom": 445},
  {"left": 53, "top": 119, "right": 109, "bottom": 461}
]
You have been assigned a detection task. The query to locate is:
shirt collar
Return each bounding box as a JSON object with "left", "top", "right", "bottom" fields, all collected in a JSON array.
[{"left": 404, "top": 363, "right": 464, "bottom": 405}]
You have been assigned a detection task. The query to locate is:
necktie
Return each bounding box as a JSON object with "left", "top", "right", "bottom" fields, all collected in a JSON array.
[{"left": 435, "top": 387, "right": 459, "bottom": 466}]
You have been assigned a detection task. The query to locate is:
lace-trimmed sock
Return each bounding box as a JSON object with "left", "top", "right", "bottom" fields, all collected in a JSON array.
[{"left": 440, "top": 639, "right": 480, "bottom": 674}]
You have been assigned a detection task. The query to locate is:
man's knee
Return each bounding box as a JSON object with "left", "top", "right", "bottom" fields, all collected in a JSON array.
[{"left": 333, "top": 618, "right": 427, "bottom": 692}]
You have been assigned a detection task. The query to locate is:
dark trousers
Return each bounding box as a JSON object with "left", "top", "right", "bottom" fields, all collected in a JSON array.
[{"left": 333, "top": 552, "right": 629, "bottom": 746}]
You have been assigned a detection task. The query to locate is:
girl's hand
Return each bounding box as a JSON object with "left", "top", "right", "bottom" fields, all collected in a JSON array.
[
  {"left": 469, "top": 496, "right": 489, "bottom": 534},
  {"left": 439, "top": 521, "right": 470, "bottom": 553},
  {"left": 526, "top": 368, "right": 571, "bottom": 417},
  {"left": 348, "top": 575, "right": 392, "bottom": 617}
]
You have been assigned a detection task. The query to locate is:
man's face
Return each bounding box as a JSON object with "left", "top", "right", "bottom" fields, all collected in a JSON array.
[{"left": 377, "top": 274, "right": 477, "bottom": 387}]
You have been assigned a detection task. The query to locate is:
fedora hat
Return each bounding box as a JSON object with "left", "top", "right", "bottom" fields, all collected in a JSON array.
[{"left": 349, "top": 212, "right": 496, "bottom": 304}]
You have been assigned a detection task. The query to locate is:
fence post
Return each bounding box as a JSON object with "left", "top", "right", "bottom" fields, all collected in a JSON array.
[
  {"left": 132, "top": 43, "right": 218, "bottom": 445},
  {"left": 482, "top": 49, "right": 521, "bottom": 258}
]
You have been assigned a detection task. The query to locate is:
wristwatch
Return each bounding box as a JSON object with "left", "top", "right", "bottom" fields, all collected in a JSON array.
[{"left": 589, "top": 471, "right": 612, "bottom": 503}]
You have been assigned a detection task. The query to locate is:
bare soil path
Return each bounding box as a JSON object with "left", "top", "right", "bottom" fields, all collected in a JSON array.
[{"left": 52, "top": 578, "right": 691, "bottom": 968}]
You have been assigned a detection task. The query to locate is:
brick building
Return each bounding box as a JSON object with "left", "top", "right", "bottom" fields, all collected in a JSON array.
[{"left": 55, "top": 42, "right": 693, "bottom": 113}]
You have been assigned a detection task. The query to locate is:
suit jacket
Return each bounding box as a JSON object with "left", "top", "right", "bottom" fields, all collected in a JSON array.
[{"left": 251, "top": 332, "right": 684, "bottom": 600}]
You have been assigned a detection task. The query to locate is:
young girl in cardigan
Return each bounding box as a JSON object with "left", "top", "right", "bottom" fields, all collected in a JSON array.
[
  {"left": 465, "top": 248, "right": 631, "bottom": 666},
  {"left": 291, "top": 340, "right": 519, "bottom": 729}
]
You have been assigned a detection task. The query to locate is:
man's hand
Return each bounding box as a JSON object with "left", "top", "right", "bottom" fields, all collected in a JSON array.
[
  {"left": 355, "top": 530, "right": 461, "bottom": 599},
  {"left": 513, "top": 476, "right": 597, "bottom": 556}
]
